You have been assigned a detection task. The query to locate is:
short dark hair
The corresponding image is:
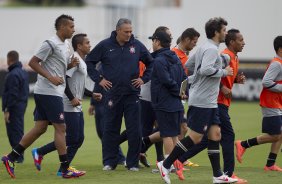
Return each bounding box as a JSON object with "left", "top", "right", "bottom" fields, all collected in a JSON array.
[
  {"left": 180, "top": 28, "right": 200, "bottom": 41},
  {"left": 7, "top": 50, "right": 19, "bottom": 62},
  {"left": 225, "top": 29, "right": 240, "bottom": 46},
  {"left": 151, "top": 26, "right": 171, "bottom": 48},
  {"left": 55, "top": 14, "right": 74, "bottom": 31},
  {"left": 154, "top": 26, "right": 169, "bottom": 33},
  {"left": 205, "top": 17, "right": 228, "bottom": 39},
  {"left": 72, "top": 33, "right": 87, "bottom": 51},
  {"left": 175, "top": 36, "right": 180, "bottom": 45},
  {"left": 116, "top": 18, "right": 132, "bottom": 30},
  {"left": 274, "top": 36, "right": 282, "bottom": 53}
]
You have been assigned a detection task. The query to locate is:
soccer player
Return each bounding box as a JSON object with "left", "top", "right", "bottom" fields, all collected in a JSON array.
[
  {"left": 2, "top": 50, "right": 29, "bottom": 163},
  {"left": 175, "top": 29, "right": 247, "bottom": 183},
  {"left": 86, "top": 18, "right": 153, "bottom": 171},
  {"left": 156, "top": 17, "right": 237, "bottom": 184},
  {"left": 150, "top": 29, "right": 186, "bottom": 179},
  {"left": 141, "top": 28, "right": 201, "bottom": 177},
  {"left": 171, "top": 28, "right": 200, "bottom": 169},
  {"left": 1, "top": 14, "right": 79, "bottom": 179},
  {"left": 31, "top": 33, "right": 102, "bottom": 176},
  {"left": 235, "top": 35, "right": 282, "bottom": 172}
]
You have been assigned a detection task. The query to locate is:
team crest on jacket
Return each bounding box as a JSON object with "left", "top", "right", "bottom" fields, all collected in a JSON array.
[
  {"left": 129, "top": 46, "right": 135, "bottom": 54},
  {"left": 108, "top": 100, "right": 113, "bottom": 108}
]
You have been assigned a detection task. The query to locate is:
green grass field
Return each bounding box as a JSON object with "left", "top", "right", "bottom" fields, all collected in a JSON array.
[{"left": 0, "top": 99, "right": 281, "bottom": 183}]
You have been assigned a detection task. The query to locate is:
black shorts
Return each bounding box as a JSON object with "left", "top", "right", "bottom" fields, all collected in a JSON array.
[
  {"left": 262, "top": 116, "right": 282, "bottom": 135},
  {"left": 155, "top": 110, "right": 181, "bottom": 137},
  {"left": 187, "top": 106, "right": 220, "bottom": 134},
  {"left": 33, "top": 94, "right": 64, "bottom": 124}
]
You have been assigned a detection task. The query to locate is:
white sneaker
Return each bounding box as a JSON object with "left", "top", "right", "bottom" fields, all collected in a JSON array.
[
  {"left": 213, "top": 174, "right": 238, "bottom": 183},
  {"left": 102, "top": 165, "right": 113, "bottom": 171},
  {"left": 128, "top": 167, "right": 139, "bottom": 171},
  {"left": 157, "top": 161, "right": 171, "bottom": 184}
]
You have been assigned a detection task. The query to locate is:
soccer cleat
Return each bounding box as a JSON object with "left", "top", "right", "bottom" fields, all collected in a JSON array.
[
  {"left": 62, "top": 167, "right": 85, "bottom": 178},
  {"left": 235, "top": 140, "right": 246, "bottom": 163},
  {"left": 57, "top": 170, "right": 62, "bottom": 176},
  {"left": 1, "top": 155, "right": 16, "bottom": 178},
  {"left": 264, "top": 165, "right": 282, "bottom": 172},
  {"left": 103, "top": 165, "right": 114, "bottom": 171},
  {"left": 139, "top": 153, "right": 150, "bottom": 167},
  {"left": 183, "top": 160, "right": 199, "bottom": 167},
  {"left": 231, "top": 173, "right": 248, "bottom": 184},
  {"left": 173, "top": 159, "right": 185, "bottom": 180},
  {"left": 57, "top": 166, "right": 86, "bottom": 177},
  {"left": 32, "top": 148, "right": 43, "bottom": 171},
  {"left": 213, "top": 174, "right": 238, "bottom": 183},
  {"left": 157, "top": 161, "right": 171, "bottom": 184}
]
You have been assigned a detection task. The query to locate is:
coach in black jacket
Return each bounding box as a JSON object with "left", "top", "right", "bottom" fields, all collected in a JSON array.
[
  {"left": 86, "top": 18, "right": 153, "bottom": 171},
  {"left": 2, "top": 51, "right": 29, "bottom": 163}
]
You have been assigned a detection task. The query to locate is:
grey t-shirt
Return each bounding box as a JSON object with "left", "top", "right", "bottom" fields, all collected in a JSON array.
[
  {"left": 187, "top": 39, "right": 228, "bottom": 108},
  {"left": 261, "top": 55, "right": 282, "bottom": 117},
  {"left": 34, "top": 35, "right": 71, "bottom": 97}
]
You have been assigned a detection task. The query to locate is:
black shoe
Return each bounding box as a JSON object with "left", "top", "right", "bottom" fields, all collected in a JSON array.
[
  {"left": 118, "top": 160, "right": 126, "bottom": 166},
  {"left": 139, "top": 153, "right": 150, "bottom": 168}
]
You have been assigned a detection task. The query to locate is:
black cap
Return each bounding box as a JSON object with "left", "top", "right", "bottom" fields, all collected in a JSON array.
[{"left": 148, "top": 31, "right": 171, "bottom": 44}]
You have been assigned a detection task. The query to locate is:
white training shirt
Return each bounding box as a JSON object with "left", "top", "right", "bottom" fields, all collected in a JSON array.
[
  {"left": 63, "top": 51, "right": 91, "bottom": 112},
  {"left": 34, "top": 35, "right": 72, "bottom": 97}
]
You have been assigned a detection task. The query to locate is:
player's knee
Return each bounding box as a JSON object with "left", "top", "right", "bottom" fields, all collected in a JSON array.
[
  {"left": 181, "top": 123, "right": 188, "bottom": 132},
  {"left": 54, "top": 124, "right": 66, "bottom": 134},
  {"left": 270, "top": 135, "right": 280, "bottom": 142},
  {"left": 37, "top": 126, "right": 48, "bottom": 135},
  {"left": 208, "top": 126, "right": 221, "bottom": 141},
  {"left": 213, "top": 133, "right": 221, "bottom": 141}
]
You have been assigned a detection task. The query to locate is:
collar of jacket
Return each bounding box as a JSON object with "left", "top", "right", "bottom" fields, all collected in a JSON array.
[
  {"left": 8, "top": 61, "right": 22, "bottom": 72},
  {"left": 110, "top": 31, "right": 135, "bottom": 46},
  {"left": 151, "top": 47, "right": 170, "bottom": 58}
]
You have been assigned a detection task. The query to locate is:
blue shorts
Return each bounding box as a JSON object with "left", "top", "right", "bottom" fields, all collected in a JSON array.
[
  {"left": 33, "top": 94, "right": 64, "bottom": 124},
  {"left": 155, "top": 110, "right": 181, "bottom": 137},
  {"left": 262, "top": 116, "right": 282, "bottom": 135},
  {"left": 187, "top": 106, "right": 220, "bottom": 134}
]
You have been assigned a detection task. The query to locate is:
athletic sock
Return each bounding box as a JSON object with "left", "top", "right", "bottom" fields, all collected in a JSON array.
[
  {"left": 8, "top": 144, "right": 25, "bottom": 162},
  {"left": 266, "top": 152, "right": 277, "bottom": 167},
  {"left": 119, "top": 130, "right": 128, "bottom": 144},
  {"left": 37, "top": 142, "right": 56, "bottom": 156},
  {"left": 143, "top": 136, "right": 152, "bottom": 145},
  {"left": 163, "top": 136, "right": 194, "bottom": 169},
  {"left": 155, "top": 141, "right": 164, "bottom": 162},
  {"left": 141, "top": 136, "right": 153, "bottom": 153},
  {"left": 241, "top": 137, "right": 258, "bottom": 148},
  {"left": 59, "top": 154, "right": 69, "bottom": 173},
  {"left": 208, "top": 140, "right": 222, "bottom": 177}
]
